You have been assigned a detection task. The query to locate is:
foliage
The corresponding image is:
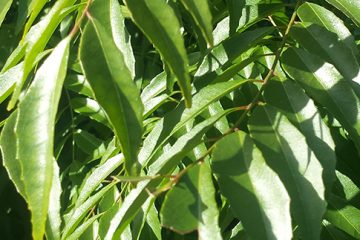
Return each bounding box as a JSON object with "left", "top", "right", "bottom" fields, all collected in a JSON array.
[{"left": 0, "top": 0, "right": 359, "bottom": 239}]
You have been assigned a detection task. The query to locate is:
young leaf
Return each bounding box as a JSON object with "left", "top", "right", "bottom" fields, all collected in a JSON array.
[
  {"left": 212, "top": 131, "right": 292, "bottom": 240},
  {"left": 325, "top": 0, "right": 360, "bottom": 27},
  {"left": 161, "top": 164, "right": 222, "bottom": 239},
  {"left": 124, "top": 0, "right": 192, "bottom": 107},
  {"left": 0, "top": 37, "right": 71, "bottom": 240},
  {"left": 80, "top": 0, "right": 143, "bottom": 175},
  {"left": 281, "top": 48, "right": 360, "bottom": 153},
  {"left": 249, "top": 105, "right": 326, "bottom": 239}
]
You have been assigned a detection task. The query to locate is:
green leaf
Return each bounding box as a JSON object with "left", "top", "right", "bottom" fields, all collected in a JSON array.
[
  {"left": 71, "top": 97, "right": 109, "bottom": 127},
  {"left": 195, "top": 27, "right": 273, "bottom": 82},
  {"left": 161, "top": 164, "right": 222, "bottom": 239},
  {"left": 249, "top": 105, "right": 326, "bottom": 239},
  {"left": 264, "top": 78, "right": 336, "bottom": 189},
  {"left": 139, "top": 80, "right": 248, "bottom": 167},
  {"left": 0, "top": 37, "right": 71, "bottom": 240},
  {"left": 6, "top": 0, "right": 76, "bottom": 109},
  {"left": 211, "top": 131, "right": 292, "bottom": 240},
  {"left": 281, "top": 48, "right": 360, "bottom": 153},
  {"left": 99, "top": 110, "right": 234, "bottom": 239},
  {"left": 325, "top": 195, "right": 360, "bottom": 238},
  {"left": 62, "top": 184, "right": 116, "bottom": 239},
  {"left": 124, "top": 0, "right": 192, "bottom": 107},
  {"left": 109, "top": 0, "right": 135, "bottom": 78},
  {"left": 0, "top": 0, "right": 12, "bottom": 27},
  {"left": 179, "top": 0, "right": 213, "bottom": 46},
  {"left": 45, "top": 161, "right": 62, "bottom": 240},
  {"left": 80, "top": 0, "right": 143, "bottom": 175},
  {"left": 290, "top": 22, "right": 360, "bottom": 84},
  {"left": 325, "top": 0, "right": 360, "bottom": 27},
  {"left": 297, "top": 2, "right": 359, "bottom": 56},
  {"left": 66, "top": 214, "right": 101, "bottom": 240},
  {"left": 75, "top": 154, "right": 124, "bottom": 208},
  {"left": 0, "top": 62, "right": 22, "bottom": 104}
]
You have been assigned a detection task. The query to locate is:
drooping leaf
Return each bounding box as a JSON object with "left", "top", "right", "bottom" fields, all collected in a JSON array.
[
  {"left": 71, "top": 97, "right": 109, "bottom": 127},
  {"left": 281, "top": 48, "right": 360, "bottom": 153},
  {"left": 124, "top": 0, "right": 192, "bottom": 107},
  {"left": 99, "top": 110, "right": 235, "bottom": 239},
  {"left": 290, "top": 22, "right": 360, "bottom": 84},
  {"left": 179, "top": 0, "right": 213, "bottom": 46},
  {"left": 325, "top": 0, "right": 360, "bottom": 27},
  {"left": 212, "top": 131, "right": 292, "bottom": 240},
  {"left": 161, "top": 163, "right": 222, "bottom": 239},
  {"left": 249, "top": 105, "right": 326, "bottom": 239},
  {"left": 0, "top": 37, "right": 71, "bottom": 240},
  {"left": 80, "top": 0, "right": 143, "bottom": 175},
  {"left": 297, "top": 2, "right": 359, "bottom": 56},
  {"left": 0, "top": 0, "right": 12, "bottom": 27}
]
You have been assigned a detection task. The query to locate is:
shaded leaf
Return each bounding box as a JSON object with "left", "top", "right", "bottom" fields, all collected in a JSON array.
[
  {"left": 161, "top": 164, "right": 222, "bottom": 239},
  {"left": 290, "top": 22, "right": 360, "bottom": 84},
  {"left": 297, "top": 2, "right": 359, "bottom": 56},
  {"left": 249, "top": 105, "right": 326, "bottom": 239},
  {"left": 179, "top": 0, "right": 213, "bottom": 46},
  {"left": 212, "top": 131, "right": 292, "bottom": 240},
  {"left": 80, "top": 0, "right": 143, "bottom": 175},
  {"left": 281, "top": 48, "right": 360, "bottom": 153}
]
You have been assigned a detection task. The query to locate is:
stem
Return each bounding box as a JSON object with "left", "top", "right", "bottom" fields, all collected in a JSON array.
[
  {"left": 69, "top": 0, "right": 92, "bottom": 38},
  {"left": 232, "top": 0, "right": 301, "bottom": 128}
]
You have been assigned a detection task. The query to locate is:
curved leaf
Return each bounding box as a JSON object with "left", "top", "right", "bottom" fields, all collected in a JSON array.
[
  {"left": 0, "top": 37, "right": 71, "bottom": 240},
  {"left": 297, "top": 2, "right": 359, "bottom": 56},
  {"left": 161, "top": 164, "right": 222, "bottom": 239},
  {"left": 281, "top": 48, "right": 360, "bottom": 153},
  {"left": 80, "top": 0, "right": 143, "bottom": 175},
  {"left": 124, "top": 0, "right": 192, "bottom": 107},
  {"left": 212, "top": 131, "right": 292, "bottom": 240},
  {"left": 290, "top": 22, "right": 360, "bottom": 84},
  {"left": 249, "top": 105, "right": 326, "bottom": 239},
  {"left": 325, "top": 0, "right": 360, "bottom": 27}
]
